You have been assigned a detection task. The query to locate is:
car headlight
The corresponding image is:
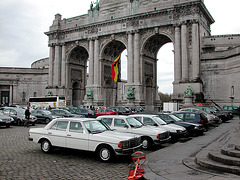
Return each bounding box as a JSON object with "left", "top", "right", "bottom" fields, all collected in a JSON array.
[
  {"left": 118, "top": 140, "right": 130, "bottom": 149},
  {"left": 0, "top": 119, "right": 2, "bottom": 122}
]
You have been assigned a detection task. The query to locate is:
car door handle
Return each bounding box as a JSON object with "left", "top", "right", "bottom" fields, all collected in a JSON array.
[
  {"left": 67, "top": 134, "right": 71, "bottom": 136},
  {"left": 48, "top": 132, "right": 52, "bottom": 135}
]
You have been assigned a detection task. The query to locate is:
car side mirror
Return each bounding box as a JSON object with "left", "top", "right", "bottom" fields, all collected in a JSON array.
[{"left": 154, "top": 123, "right": 158, "bottom": 127}]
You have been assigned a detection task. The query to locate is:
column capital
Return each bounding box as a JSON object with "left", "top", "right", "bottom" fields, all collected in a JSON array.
[{"left": 190, "top": 19, "right": 199, "bottom": 24}]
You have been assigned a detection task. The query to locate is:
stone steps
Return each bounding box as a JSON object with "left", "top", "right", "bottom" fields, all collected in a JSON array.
[{"left": 195, "top": 130, "right": 240, "bottom": 175}]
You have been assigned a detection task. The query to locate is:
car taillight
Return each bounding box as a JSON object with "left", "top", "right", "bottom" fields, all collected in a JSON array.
[
  {"left": 157, "top": 134, "right": 160, "bottom": 139},
  {"left": 200, "top": 119, "right": 205, "bottom": 124},
  {"left": 176, "top": 130, "right": 182, "bottom": 133}
]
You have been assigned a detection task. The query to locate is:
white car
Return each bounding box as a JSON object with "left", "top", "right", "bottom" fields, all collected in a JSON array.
[
  {"left": 96, "top": 115, "right": 171, "bottom": 149},
  {"left": 28, "top": 118, "right": 142, "bottom": 162},
  {"left": 129, "top": 114, "right": 188, "bottom": 141}
]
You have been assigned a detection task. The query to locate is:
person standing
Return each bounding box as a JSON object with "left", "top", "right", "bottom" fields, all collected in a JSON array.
[{"left": 24, "top": 106, "right": 31, "bottom": 127}]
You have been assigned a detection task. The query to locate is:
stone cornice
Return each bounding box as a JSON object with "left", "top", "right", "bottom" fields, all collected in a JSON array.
[{"left": 45, "top": 2, "right": 205, "bottom": 40}]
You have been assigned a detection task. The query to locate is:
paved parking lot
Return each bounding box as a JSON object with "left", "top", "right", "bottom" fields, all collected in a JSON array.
[{"left": 0, "top": 125, "right": 141, "bottom": 180}]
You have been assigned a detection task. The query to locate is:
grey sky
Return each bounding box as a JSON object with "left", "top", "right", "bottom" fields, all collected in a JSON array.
[{"left": 0, "top": 0, "right": 239, "bottom": 93}]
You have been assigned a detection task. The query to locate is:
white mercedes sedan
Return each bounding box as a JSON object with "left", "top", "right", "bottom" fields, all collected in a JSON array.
[
  {"left": 28, "top": 118, "right": 142, "bottom": 162},
  {"left": 96, "top": 115, "right": 171, "bottom": 149}
]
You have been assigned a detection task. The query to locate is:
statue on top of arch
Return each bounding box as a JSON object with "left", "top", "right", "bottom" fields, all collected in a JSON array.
[{"left": 90, "top": 0, "right": 99, "bottom": 11}]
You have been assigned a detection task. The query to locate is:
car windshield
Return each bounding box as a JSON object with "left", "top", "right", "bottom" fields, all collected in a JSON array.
[
  {"left": 126, "top": 117, "right": 143, "bottom": 128},
  {"left": 169, "top": 114, "right": 183, "bottom": 122},
  {"left": 152, "top": 116, "right": 167, "bottom": 125},
  {"left": 158, "top": 114, "right": 174, "bottom": 123},
  {"left": 83, "top": 120, "right": 109, "bottom": 134}
]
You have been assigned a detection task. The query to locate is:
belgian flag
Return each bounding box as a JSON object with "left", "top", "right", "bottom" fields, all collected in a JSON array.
[{"left": 111, "top": 55, "right": 121, "bottom": 82}]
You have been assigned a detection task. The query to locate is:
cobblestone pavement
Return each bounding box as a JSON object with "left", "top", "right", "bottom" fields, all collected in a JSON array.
[{"left": 0, "top": 124, "right": 145, "bottom": 180}]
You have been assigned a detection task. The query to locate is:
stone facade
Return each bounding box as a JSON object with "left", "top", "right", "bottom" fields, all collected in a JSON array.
[
  {"left": 0, "top": 67, "right": 48, "bottom": 106},
  {"left": 0, "top": 0, "right": 240, "bottom": 108}
]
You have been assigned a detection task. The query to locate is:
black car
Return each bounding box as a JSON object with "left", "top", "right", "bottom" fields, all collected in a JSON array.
[
  {"left": 50, "top": 109, "right": 82, "bottom": 118},
  {"left": 164, "top": 113, "right": 204, "bottom": 136},
  {"left": 2, "top": 107, "right": 37, "bottom": 126},
  {"left": 0, "top": 112, "right": 14, "bottom": 128},
  {"left": 172, "top": 111, "right": 210, "bottom": 130},
  {"left": 31, "top": 110, "right": 61, "bottom": 124},
  {"left": 109, "top": 107, "right": 132, "bottom": 115}
]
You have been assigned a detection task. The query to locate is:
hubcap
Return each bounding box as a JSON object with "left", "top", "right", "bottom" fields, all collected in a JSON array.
[
  {"left": 43, "top": 142, "right": 49, "bottom": 151},
  {"left": 101, "top": 149, "right": 110, "bottom": 160},
  {"left": 142, "top": 139, "right": 149, "bottom": 148}
]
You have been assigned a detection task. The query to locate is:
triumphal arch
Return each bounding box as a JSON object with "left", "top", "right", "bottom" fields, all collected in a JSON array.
[{"left": 45, "top": 0, "right": 214, "bottom": 110}]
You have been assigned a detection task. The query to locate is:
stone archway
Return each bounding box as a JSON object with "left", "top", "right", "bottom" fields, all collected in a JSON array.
[
  {"left": 46, "top": 0, "right": 214, "bottom": 108},
  {"left": 68, "top": 46, "right": 89, "bottom": 106},
  {"left": 100, "top": 40, "right": 126, "bottom": 107}
]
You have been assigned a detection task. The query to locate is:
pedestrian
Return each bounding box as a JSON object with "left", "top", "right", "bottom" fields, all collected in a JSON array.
[{"left": 24, "top": 106, "right": 31, "bottom": 127}]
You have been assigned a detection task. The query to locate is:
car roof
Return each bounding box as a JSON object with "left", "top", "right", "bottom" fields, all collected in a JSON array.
[
  {"left": 97, "top": 115, "right": 128, "bottom": 118},
  {"left": 129, "top": 114, "right": 157, "bottom": 117},
  {"left": 54, "top": 118, "right": 96, "bottom": 122}
]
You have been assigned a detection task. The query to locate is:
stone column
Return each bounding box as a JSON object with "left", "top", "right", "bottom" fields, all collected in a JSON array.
[
  {"left": 88, "top": 39, "right": 94, "bottom": 86},
  {"left": 54, "top": 44, "right": 61, "bottom": 86},
  {"left": 48, "top": 45, "right": 54, "bottom": 87},
  {"left": 192, "top": 20, "right": 200, "bottom": 80},
  {"left": 61, "top": 44, "right": 66, "bottom": 87},
  {"left": 127, "top": 32, "right": 134, "bottom": 84},
  {"left": 134, "top": 32, "right": 140, "bottom": 84},
  {"left": 181, "top": 22, "right": 188, "bottom": 81},
  {"left": 174, "top": 25, "right": 181, "bottom": 83},
  {"left": 9, "top": 85, "right": 13, "bottom": 105},
  {"left": 94, "top": 38, "right": 100, "bottom": 86}
]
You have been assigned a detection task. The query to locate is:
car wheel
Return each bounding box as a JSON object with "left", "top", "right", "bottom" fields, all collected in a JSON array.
[
  {"left": 141, "top": 137, "right": 152, "bottom": 150},
  {"left": 45, "top": 118, "right": 51, "bottom": 124},
  {"left": 97, "top": 145, "right": 114, "bottom": 162},
  {"left": 41, "top": 139, "right": 53, "bottom": 153},
  {"left": 17, "top": 119, "right": 22, "bottom": 126}
]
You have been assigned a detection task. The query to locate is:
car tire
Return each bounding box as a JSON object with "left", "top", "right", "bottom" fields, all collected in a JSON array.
[
  {"left": 17, "top": 119, "right": 22, "bottom": 126},
  {"left": 141, "top": 137, "right": 152, "bottom": 150},
  {"left": 97, "top": 145, "right": 114, "bottom": 162},
  {"left": 41, "top": 139, "right": 53, "bottom": 153}
]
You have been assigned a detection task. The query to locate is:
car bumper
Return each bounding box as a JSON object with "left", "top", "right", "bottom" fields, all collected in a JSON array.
[
  {"left": 154, "top": 136, "right": 171, "bottom": 145},
  {"left": 115, "top": 144, "right": 142, "bottom": 155}
]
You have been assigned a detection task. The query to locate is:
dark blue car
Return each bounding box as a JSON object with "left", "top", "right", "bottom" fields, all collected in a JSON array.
[{"left": 172, "top": 111, "right": 209, "bottom": 130}]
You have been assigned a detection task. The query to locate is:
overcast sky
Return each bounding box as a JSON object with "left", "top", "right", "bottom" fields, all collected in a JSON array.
[{"left": 0, "top": 0, "right": 239, "bottom": 94}]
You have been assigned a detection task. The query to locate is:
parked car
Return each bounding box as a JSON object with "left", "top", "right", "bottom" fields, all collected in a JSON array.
[
  {"left": 28, "top": 118, "right": 142, "bottom": 162},
  {"left": 129, "top": 114, "right": 188, "bottom": 141},
  {"left": 2, "top": 107, "right": 37, "bottom": 126},
  {"left": 222, "top": 105, "right": 239, "bottom": 115},
  {"left": 51, "top": 109, "right": 82, "bottom": 118},
  {"left": 72, "top": 108, "right": 96, "bottom": 118},
  {"left": 179, "top": 107, "right": 222, "bottom": 125},
  {"left": 172, "top": 111, "right": 210, "bottom": 130},
  {"left": 31, "top": 110, "right": 61, "bottom": 124},
  {"left": 0, "top": 112, "right": 14, "bottom": 128},
  {"left": 195, "top": 106, "right": 231, "bottom": 122},
  {"left": 96, "top": 115, "right": 171, "bottom": 149},
  {"left": 109, "top": 107, "right": 132, "bottom": 115},
  {"left": 160, "top": 113, "right": 205, "bottom": 136},
  {"left": 95, "top": 108, "right": 118, "bottom": 117}
]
